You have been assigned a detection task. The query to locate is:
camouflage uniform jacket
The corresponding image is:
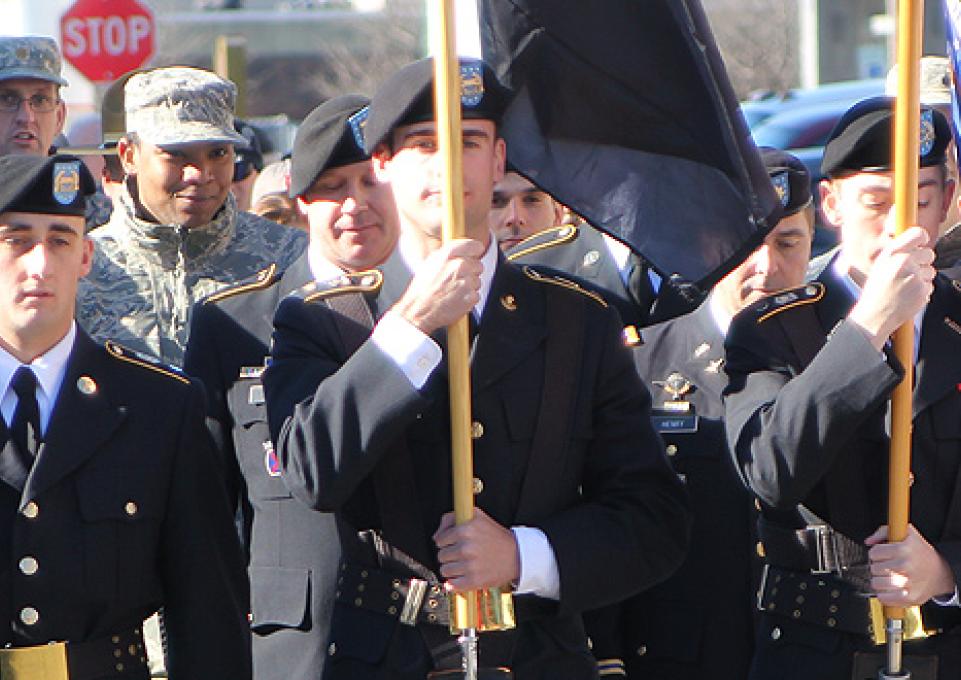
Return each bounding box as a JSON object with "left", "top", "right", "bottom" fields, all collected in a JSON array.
[{"left": 77, "top": 186, "right": 306, "bottom": 366}]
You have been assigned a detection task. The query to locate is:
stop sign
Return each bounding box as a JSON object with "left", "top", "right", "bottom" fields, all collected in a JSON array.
[{"left": 61, "top": 0, "right": 156, "bottom": 83}]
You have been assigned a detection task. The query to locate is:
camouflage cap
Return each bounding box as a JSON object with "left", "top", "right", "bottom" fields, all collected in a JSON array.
[
  {"left": 124, "top": 67, "right": 247, "bottom": 147},
  {"left": 0, "top": 36, "right": 68, "bottom": 86}
]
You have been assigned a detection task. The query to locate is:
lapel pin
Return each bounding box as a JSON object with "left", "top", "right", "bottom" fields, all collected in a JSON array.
[
  {"left": 705, "top": 358, "right": 725, "bottom": 374},
  {"left": 77, "top": 376, "right": 97, "bottom": 395},
  {"left": 500, "top": 294, "right": 517, "bottom": 311},
  {"left": 693, "top": 342, "right": 710, "bottom": 358},
  {"left": 582, "top": 250, "right": 600, "bottom": 267}
]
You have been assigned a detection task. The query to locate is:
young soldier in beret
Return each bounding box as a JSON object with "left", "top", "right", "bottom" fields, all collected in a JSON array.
[
  {"left": 584, "top": 147, "right": 815, "bottom": 680},
  {"left": 264, "top": 57, "right": 689, "bottom": 680},
  {"left": 0, "top": 154, "right": 250, "bottom": 679},
  {"left": 724, "top": 97, "right": 961, "bottom": 679},
  {"left": 183, "top": 94, "right": 397, "bottom": 680}
]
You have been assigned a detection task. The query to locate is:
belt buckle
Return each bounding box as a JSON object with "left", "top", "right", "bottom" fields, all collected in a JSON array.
[
  {"left": 809, "top": 524, "right": 841, "bottom": 577},
  {"left": 0, "top": 642, "right": 69, "bottom": 680},
  {"left": 400, "top": 578, "right": 428, "bottom": 626}
]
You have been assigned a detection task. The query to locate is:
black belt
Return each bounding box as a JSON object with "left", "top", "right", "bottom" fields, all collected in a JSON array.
[
  {"left": 759, "top": 519, "right": 872, "bottom": 591},
  {"left": 757, "top": 564, "right": 875, "bottom": 637},
  {"left": 336, "top": 561, "right": 554, "bottom": 628},
  {"left": 1, "top": 626, "right": 146, "bottom": 680}
]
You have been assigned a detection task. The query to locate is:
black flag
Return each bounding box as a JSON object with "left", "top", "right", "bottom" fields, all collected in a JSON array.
[{"left": 479, "top": 0, "right": 781, "bottom": 300}]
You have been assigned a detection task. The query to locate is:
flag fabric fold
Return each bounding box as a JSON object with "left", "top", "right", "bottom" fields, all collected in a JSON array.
[{"left": 479, "top": 0, "right": 781, "bottom": 297}]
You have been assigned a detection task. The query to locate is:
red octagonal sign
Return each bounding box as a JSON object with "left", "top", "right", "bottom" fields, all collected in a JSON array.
[{"left": 61, "top": 0, "right": 156, "bottom": 84}]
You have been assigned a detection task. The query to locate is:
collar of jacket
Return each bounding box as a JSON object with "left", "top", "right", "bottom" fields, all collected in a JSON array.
[{"left": 113, "top": 184, "right": 238, "bottom": 268}]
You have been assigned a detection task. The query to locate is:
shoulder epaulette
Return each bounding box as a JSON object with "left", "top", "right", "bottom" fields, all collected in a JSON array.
[
  {"left": 522, "top": 265, "right": 607, "bottom": 308},
  {"left": 506, "top": 225, "right": 579, "bottom": 262},
  {"left": 747, "top": 283, "right": 825, "bottom": 324},
  {"left": 204, "top": 263, "right": 279, "bottom": 305},
  {"left": 104, "top": 341, "right": 190, "bottom": 384},
  {"left": 302, "top": 269, "right": 383, "bottom": 304}
]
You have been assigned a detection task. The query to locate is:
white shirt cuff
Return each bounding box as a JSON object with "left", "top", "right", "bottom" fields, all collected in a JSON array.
[
  {"left": 932, "top": 587, "right": 960, "bottom": 607},
  {"left": 371, "top": 311, "right": 442, "bottom": 390},
  {"left": 511, "top": 526, "right": 560, "bottom": 600}
]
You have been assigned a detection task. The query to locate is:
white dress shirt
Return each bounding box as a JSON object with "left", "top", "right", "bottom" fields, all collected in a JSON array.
[
  {"left": 370, "top": 234, "right": 562, "bottom": 600},
  {"left": 0, "top": 323, "right": 76, "bottom": 435}
]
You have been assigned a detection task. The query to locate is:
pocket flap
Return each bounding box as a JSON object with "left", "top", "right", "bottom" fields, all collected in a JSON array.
[{"left": 250, "top": 565, "right": 310, "bottom": 630}]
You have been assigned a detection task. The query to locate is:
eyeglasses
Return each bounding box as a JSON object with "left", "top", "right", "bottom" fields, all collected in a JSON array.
[{"left": 0, "top": 92, "right": 60, "bottom": 113}]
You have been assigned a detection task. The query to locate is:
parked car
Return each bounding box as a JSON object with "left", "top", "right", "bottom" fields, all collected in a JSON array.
[{"left": 740, "top": 78, "right": 884, "bottom": 130}]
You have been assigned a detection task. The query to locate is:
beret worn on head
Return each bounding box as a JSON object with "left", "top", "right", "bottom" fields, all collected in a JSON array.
[
  {"left": 290, "top": 94, "right": 370, "bottom": 198},
  {"left": 364, "top": 57, "right": 508, "bottom": 152},
  {"left": 759, "top": 146, "right": 811, "bottom": 216},
  {"left": 0, "top": 154, "right": 96, "bottom": 218},
  {"left": 821, "top": 95, "right": 951, "bottom": 178}
]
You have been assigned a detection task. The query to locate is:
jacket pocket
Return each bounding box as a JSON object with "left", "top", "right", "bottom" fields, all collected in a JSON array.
[{"left": 249, "top": 565, "right": 310, "bottom": 631}]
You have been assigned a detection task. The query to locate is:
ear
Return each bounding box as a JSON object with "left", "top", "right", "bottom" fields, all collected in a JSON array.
[
  {"left": 54, "top": 99, "right": 66, "bottom": 137},
  {"left": 79, "top": 236, "right": 94, "bottom": 278},
  {"left": 371, "top": 143, "right": 392, "bottom": 182},
  {"left": 818, "top": 179, "right": 842, "bottom": 229},
  {"left": 117, "top": 137, "right": 138, "bottom": 176},
  {"left": 943, "top": 178, "right": 956, "bottom": 222},
  {"left": 551, "top": 199, "right": 564, "bottom": 226},
  {"left": 492, "top": 137, "right": 506, "bottom": 183}
]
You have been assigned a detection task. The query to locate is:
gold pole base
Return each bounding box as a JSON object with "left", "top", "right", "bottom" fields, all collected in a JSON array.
[
  {"left": 0, "top": 643, "right": 69, "bottom": 680},
  {"left": 869, "top": 599, "right": 928, "bottom": 645},
  {"left": 448, "top": 587, "right": 516, "bottom": 634}
]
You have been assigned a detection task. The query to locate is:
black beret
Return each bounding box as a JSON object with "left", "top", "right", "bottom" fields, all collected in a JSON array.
[
  {"left": 364, "top": 57, "right": 508, "bottom": 152},
  {"left": 759, "top": 147, "right": 811, "bottom": 217},
  {"left": 235, "top": 119, "right": 265, "bottom": 172},
  {"left": 290, "top": 94, "right": 371, "bottom": 198},
  {"left": 0, "top": 154, "right": 95, "bottom": 218},
  {"left": 821, "top": 96, "right": 951, "bottom": 178}
]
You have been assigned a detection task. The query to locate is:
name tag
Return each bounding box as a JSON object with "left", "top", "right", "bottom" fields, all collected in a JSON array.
[
  {"left": 652, "top": 414, "right": 699, "bottom": 434},
  {"left": 249, "top": 384, "right": 265, "bottom": 405}
]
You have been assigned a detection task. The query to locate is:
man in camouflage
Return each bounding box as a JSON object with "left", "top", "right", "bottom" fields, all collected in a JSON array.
[
  {"left": 0, "top": 36, "right": 67, "bottom": 158},
  {"left": 76, "top": 66, "right": 304, "bottom": 365}
]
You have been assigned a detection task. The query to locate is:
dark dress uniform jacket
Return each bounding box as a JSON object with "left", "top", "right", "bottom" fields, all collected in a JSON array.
[
  {"left": 263, "top": 251, "right": 690, "bottom": 680},
  {"left": 183, "top": 254, "right": 341, "bottom": 680},
  {"left": 724, "top": 262, "right": 961, "bottom": 680},
  {"left": 585, "top": 300, "right": 757, "bottom": 680},
  {"left": 0, "top": 329, "right": 250, "bottom": 679}
]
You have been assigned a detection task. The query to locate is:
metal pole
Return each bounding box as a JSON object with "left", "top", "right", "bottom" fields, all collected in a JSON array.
[{"left": 882, "top": 0, "right": 923, "bottom": 677}]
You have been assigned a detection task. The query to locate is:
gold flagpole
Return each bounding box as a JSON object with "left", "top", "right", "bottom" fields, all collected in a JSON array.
[
  {"left": 430, "top": 0, "right": 479, "bottom": 632},
  {"left": 884, "top": 0, "right": 923, "bottom": 676}
]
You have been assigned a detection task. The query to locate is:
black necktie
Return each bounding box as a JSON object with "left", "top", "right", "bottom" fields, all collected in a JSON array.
[
  {"left": 627, "top": 252, "right": 656, "bottom": 312},
  {"left": 10, "top": 367, "right": 41, "bottom": 458}
]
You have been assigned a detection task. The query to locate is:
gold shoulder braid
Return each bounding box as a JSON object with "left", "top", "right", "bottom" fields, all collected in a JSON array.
[
  {"left": 506, "top": 225, "right": 579, "bottom": 262},
  {"left": 754, "top": 283, "right": 825, "bottom": 324},
  {"left": 522, "top": 265, "right": 607, "bottom": 307},
  {"left": 205, "top": 263, "right": 279, "bottom": 305},
  {"left": 304, "top": 269, "right": 384, "bottom": 304},
  {"left": 104, "top": 341, "right": 190, "bottom": 384}
]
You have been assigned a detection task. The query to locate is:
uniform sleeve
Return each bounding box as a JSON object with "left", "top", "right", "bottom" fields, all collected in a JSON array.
[
  {"left": 162, "top": 382, "right": 251, "bottom": 680},
  {"left": 264, "top": 297, "right": 432, "bottom": 511},
  {"left": 723, "top": 316, "right": 902, "bottom": 509}
]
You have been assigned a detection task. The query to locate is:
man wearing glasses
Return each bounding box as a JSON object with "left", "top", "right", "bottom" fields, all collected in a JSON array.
[{"left": 0, "top": 36, "right": 67, "bottom": 158}]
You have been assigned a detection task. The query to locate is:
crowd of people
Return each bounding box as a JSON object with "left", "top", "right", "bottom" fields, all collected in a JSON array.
[{"left": 1, "top": 30, "right": 960, "bottom": 680}]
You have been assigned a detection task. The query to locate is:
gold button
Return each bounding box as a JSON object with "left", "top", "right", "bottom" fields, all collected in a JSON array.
[
  {"left": 124, "top": 501, "right": 138, "bottom": 516},
  {"left": 470, "top": 421, "right": 484, "bottom": 439},
  {"left": 18, "top": 556, "right": 38, "bottom": 576},
  {"left": 20, "top": 607, "right": 38, "bottom": 626},
  {"left": 792, "top": 610, "right": 801, "bottom": 619},
  {"left": 756, "top": 541, "right": 765, "bottom": 558},
  {"left": 116, "top": 663, "right": 124, "bottom": 672},
  {"left": 827, "top": 617, "right": 837, "bottom": 627},
  {"left": 636, "top": 645, "right": 647, "bottom": 657},
  {"left": 387, "top": 606, "right": 397, "bottom": 615},
  {"left": 22, "top": 502, "right": 38, "bottom": 519},
  {"left": 771, "top": 627, "right": 781, "bottom": 640},
  {"left": 472, "top": 477, "right": 484, "bottom": 495},
  {"left": 77, "top": 375, "right": 97, "bottom": 395},
  {"left": 796, "top": 595, "right": 805, "bottom": 605},
  {"left": 665, "top": 444, "right": 678, "bottom": 456},
  {"left": 500, "top": 294, "right": 517, "bottom": 311}
]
